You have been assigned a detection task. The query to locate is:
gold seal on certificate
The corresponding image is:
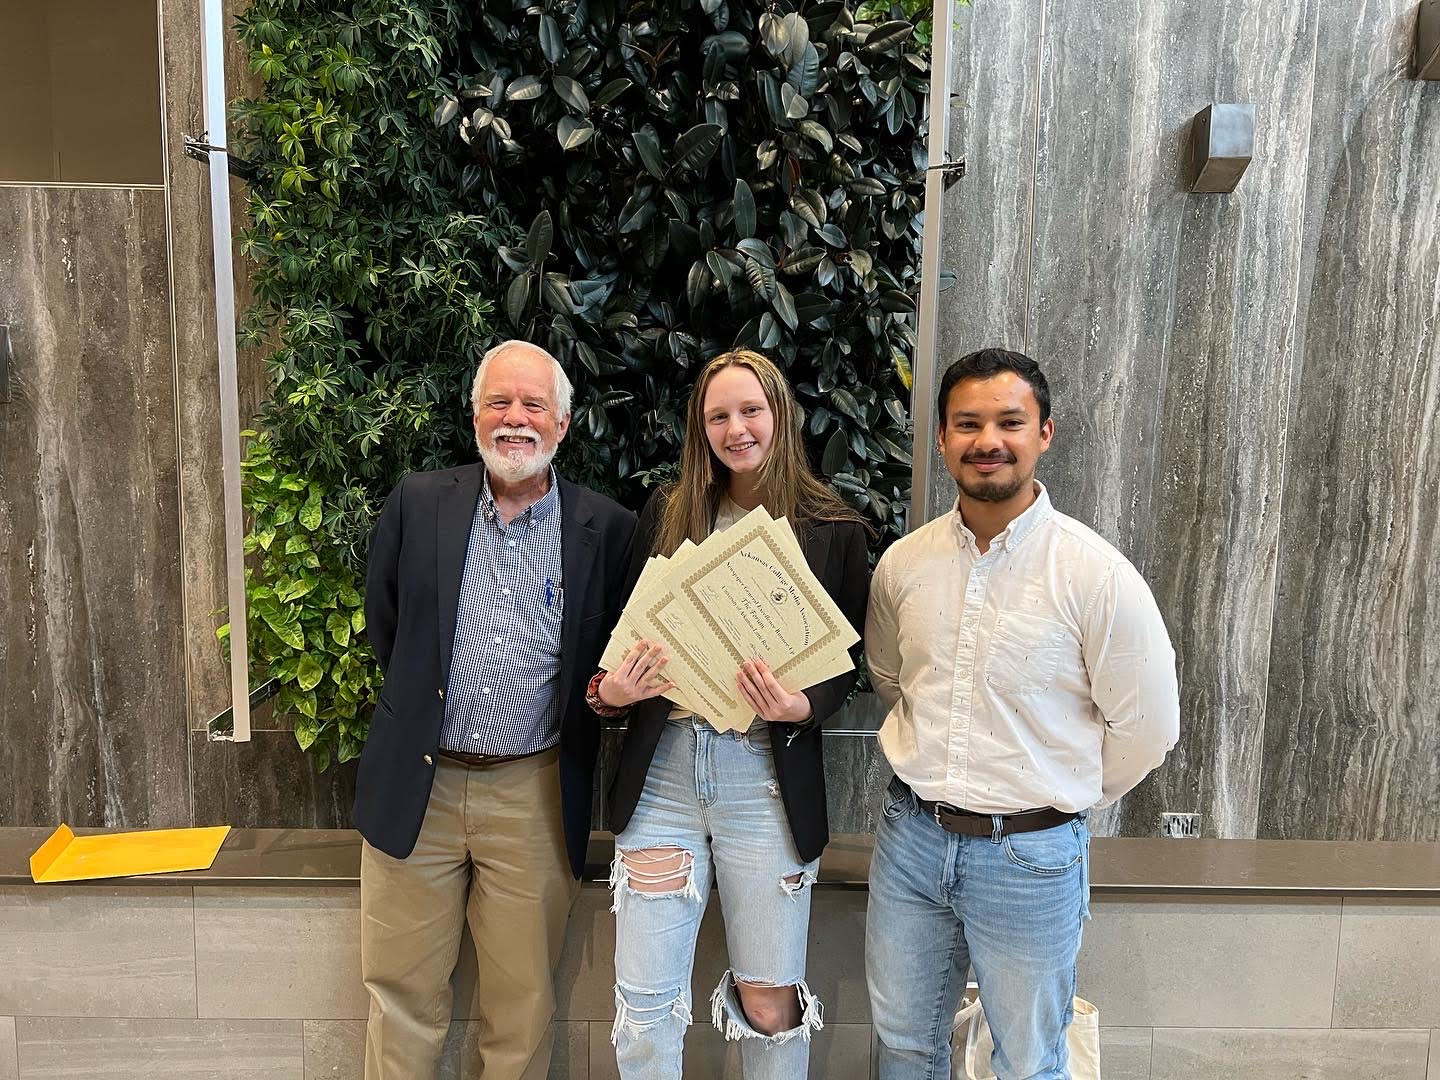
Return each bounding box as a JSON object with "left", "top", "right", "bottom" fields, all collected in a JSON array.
[{"left": 601, "top": 506, "right": 859, "bottom": 731}]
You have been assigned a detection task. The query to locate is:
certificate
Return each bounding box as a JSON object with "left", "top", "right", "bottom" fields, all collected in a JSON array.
[
  {"left": 599, "top": 506, "right": 859, "bottom": 732},
  {"left": 677, "top": 509, "right": 858, "bottom": 685}
]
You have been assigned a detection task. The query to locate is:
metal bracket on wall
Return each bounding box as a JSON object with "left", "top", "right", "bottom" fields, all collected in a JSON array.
[
  {"left": 1189, "top": 103, "right": 1255, "bottom": 193},
  {"left": 0, "top": 324, "right": 11, "bottom": 402},
  {"left": 182, "top": 133, "right": 258, "bottom": 183},
  {"left": 1416, "top": 0, "right": 1440, "bottom": 79},
  {"left": 926, "top": 155, "right": 968, "bottom": 191}
]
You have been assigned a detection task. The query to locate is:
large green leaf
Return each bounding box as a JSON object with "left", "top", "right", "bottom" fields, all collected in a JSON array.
[
  {"left": 539, "top": 14, "right": 564, "bottom": 63},
  {"left": 557, "top": 115, "right": 595, "bottom": 150},
  {"left": 506, "top": 272, "right": 533, "bottom": 326},
  {"left": 671, "top": 124, "right": 724, "bottom": 173},
  {"left": 796, "top": 119, "right": 834, "bottom": 152},
  {"left": 732, "top": 178, "right": 756, "bottom": 239},
  {"left": 505, "top": 74, "right": 546, "bottom": 101},
  {"left": 553, "top": 75, "right": 589, "bottom": 115},
  {"left": 772, "top": 281, "right": 799, "bottom": 330},
  {"left": 526, "top": 210, "right": 553, "bottom": 264},
  {"left": 633, "top": 129, "right": 664, "bottom": 179},
  {"left": 297, "top": 652, "right": 326, "bottom": 691},
  {"left": 595, "top": 78, "right": 633, "bottom": 106},
  {"left": 433, "top": 97, "right": 458, "bottom": 126},
  {"left": 617, "top": 193, "right": 657, "bottom": 233},
  {"left": 821, "top": 426, "right": 848, "bottom": 475},
  {"left": 863, "top": 20, "right": 916, "bottom": 53}
]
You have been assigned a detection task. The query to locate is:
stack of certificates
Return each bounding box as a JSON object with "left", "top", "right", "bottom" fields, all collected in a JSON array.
[{"left": 600, "top": 505, "right": 859, "bottom": 732}]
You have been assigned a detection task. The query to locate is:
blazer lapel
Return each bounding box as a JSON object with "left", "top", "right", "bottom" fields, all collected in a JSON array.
[
  {"left": 799, "top": 518, "right": 832, "bottom": 580},
  {"left": 436, "top": 465, "right": 483, "bottom": 688},
  {"left": 558, "top": 477, "right": 598, "bottom": 711}
]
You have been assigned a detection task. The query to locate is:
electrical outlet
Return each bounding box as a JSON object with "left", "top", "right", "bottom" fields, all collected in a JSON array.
[{"left": 1160, "top": 812, "right": 1201, "bottom": 838}]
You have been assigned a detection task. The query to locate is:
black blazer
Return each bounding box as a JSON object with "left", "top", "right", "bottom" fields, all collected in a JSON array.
[
  {"left": 606, "top": 489, "right": 870, "bottom": 863},
  {"left": 355, "top": 464, "right": 636, "bottom": 877}
]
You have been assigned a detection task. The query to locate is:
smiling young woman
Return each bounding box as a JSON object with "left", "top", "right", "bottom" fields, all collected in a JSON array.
[{"left": 589, "top": 349, "right": 871, "bottom": 1080}]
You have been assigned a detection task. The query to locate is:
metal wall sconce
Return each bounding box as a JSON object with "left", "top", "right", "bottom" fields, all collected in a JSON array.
[
  {"left": 1189, "top": 103, "right": 1255, "bottom": 193},
  {"left": 1417, "top": 0, "right": 1440, "bottom": 79}
]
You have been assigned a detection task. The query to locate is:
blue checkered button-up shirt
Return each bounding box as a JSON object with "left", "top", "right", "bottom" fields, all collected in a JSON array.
[{"left": 440, "top": 469, "right": 565, "bottom": 755}]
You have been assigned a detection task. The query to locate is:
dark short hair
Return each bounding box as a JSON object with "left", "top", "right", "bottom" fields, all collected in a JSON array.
[{"left": 936, "top": 348, "right": 1051, "bottom": 427}]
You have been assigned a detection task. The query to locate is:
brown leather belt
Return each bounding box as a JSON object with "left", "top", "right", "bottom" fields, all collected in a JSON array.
[
  {"left": 914, "top": 795, "right": 1079, "bottom": 837},
  {"left": 437, "top": 746, "right": 551, "bottom": 768}
]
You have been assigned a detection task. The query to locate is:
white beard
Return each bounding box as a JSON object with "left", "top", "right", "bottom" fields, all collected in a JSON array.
[{"left": 477, "top": 426, "right": 556, "bottom": 484}]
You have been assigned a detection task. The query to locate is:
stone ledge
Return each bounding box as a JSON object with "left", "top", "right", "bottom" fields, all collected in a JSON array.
[{"left": 3, "top": 827, "right": 1439, "bottom": 895}]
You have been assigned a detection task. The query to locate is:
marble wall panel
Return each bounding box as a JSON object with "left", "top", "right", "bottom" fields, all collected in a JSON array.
[
  {"left": 1147, "top": 1027, "right": 1431, "bottom": 1080},
  {"left": 1025, "top": 0, "right": 1319, "bottom": 840},
  {"left": 191, "top": 731, "right": 357, "bottom": 828},
  {"left": 926, "top": 1, "right": 1045, "bottom": 520},
  {"left": 1100, "top": 1028, "right": 1154, "bottom": 1080},
  {"left": 193, "top": 886, "right": 366, "bottom": 1020},
  {"left": 823, "top": 732, "right": 892, "bottom": 835},
  {"left": 15, "top": 1017, "right": 304, "bottom": 1079},
  {"left": 0, "top": 187, "right": 189, "bottom": 829},
  {"left": 1259, "top": 2, "right": 1440, "bottom": 841},
  {"left": 1076, "top": 894, "right": 1340, "bottom": 1027},
  {"left": 301, "top": 1020, "right": 365, "bottom": 1080},
  {"left": 1333, "top": 899, "right": 1440, "bottom": 1028},
  {"left": 0, "top": 1017, "right": 15, "bottom": 1080},
  {"left": 157, "top": 0, "right": 271, "bottom": 734},
  {"left": 0, "top": 885, "right": 196, "bottom": 1018},
  {"left": 925, "top": 2, "right": 1044, "bottom": 515}
]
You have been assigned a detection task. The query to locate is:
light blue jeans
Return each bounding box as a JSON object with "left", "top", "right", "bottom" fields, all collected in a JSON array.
[
  {"left": 610, "top": 718, "right": 823, "bottom": 1079},
  {"left": 867, "top": 776, "right": 1090, "bottom": 1080}
]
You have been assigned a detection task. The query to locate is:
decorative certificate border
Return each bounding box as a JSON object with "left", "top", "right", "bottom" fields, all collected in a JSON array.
[{"left": 674, "top": 522, "right": 850, "bottom": 683}]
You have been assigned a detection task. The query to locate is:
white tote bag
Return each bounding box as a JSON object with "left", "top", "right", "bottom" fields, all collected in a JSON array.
[{"left": 951, "top": 985, "right": 1101, "bottom": 1080}]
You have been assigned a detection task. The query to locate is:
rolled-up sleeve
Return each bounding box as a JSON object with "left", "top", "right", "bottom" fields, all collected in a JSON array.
[{"left": 1084, "top": 563, "right": 1180, "bottom": 805}]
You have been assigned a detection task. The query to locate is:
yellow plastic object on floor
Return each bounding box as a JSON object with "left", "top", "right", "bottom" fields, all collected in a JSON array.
[{"left": 29, "top": 823, "right": 232, "bottom": 883}]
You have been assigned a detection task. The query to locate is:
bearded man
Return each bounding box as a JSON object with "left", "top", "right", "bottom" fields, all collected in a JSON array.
[
  {"left": 356, "top": 340, "right": 636, "bottom": 1080},
  {"left": 864, "top": 348, "right": 1179, "bottom": 1080}
]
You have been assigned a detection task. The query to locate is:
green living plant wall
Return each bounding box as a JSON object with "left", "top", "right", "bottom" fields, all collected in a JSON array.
[
  {"left": 437, "top": 0, "right": 929, "bottom": 519},
  {"left": 225, "top": 0, "right": 932, "bottom": 769}
]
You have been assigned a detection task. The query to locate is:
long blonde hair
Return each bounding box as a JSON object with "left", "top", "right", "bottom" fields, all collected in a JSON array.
[{"left": 654, "top": 349, "right": 863, "bottom": 556}]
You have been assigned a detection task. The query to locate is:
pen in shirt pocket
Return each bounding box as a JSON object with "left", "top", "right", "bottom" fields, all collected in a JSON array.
[{"left": 545, "top": 577, "right": 563, "bottom": 607}]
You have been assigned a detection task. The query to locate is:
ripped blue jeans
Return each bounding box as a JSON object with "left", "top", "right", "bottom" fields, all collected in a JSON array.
[{"left": 610, "top": 717, "right": 822, "bottom": 1079}]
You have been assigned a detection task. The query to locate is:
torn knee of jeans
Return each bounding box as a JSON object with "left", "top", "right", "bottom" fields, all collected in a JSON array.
[
  {"left": 608, "top": 845, "right": 701, "bottom": 912},
  {"left": 765, "top": 778, "right": 781, "bottom": 798},
  {"left": 611, "top": 981, "right": 692, "bottom": 1046},
  {"left": 709, "top": 970, "right": 824, "bottom": 1045},
  {"left": 779, "top": 868, "right": 817, "bottom": 900}
]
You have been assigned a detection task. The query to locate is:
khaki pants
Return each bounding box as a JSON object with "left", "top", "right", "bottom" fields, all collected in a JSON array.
[{"left": 361, "top": 749, "right": 579, "bottom": 1080}]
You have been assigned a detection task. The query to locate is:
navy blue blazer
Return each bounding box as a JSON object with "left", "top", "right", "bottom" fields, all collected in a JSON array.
[{"left": 355, "top": 464, "right": 636, "bottom": 876}]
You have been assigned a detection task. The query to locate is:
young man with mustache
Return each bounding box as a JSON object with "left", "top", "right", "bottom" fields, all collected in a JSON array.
[
  {"left": 356, "top": 340, "right": 636, "bottom": 1079},
  {"left": 864, "top": 348, "right": 1180, "bottom": 1079}
]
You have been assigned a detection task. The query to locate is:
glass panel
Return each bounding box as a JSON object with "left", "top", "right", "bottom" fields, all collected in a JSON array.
[{"left": 0, "top": 0, "right": 163, "bottom": 184}]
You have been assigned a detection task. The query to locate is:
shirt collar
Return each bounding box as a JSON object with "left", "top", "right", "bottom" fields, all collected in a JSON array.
[
  {"left": 481, "top": 467, "right": 561, "bottom": 527},
  {"left": 952, "top": 481, "right": 1053, "bottom": 552}
]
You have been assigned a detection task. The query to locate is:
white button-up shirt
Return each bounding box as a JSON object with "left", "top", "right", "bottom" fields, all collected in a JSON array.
[{"left": 865, "top": 483, "right": 1179, "bottom": 813}]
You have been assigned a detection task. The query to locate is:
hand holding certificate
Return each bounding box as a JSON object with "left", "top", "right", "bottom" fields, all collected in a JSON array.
[{"left": 601, "top": 506, "right": 859, "bottom": 731}]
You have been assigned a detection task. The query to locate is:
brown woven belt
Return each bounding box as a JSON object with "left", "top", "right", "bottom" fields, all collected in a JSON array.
[
  {"left": 913, "top": 795, "right": 1079, "bottom": 837},
  {"left": 436, "top": 746, "right": 551, "bottom": 768}
]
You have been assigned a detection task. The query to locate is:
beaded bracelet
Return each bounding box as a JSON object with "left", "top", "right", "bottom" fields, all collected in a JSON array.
[{"left": 585, "top": 670, "right": 630, "bottom": 718}]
